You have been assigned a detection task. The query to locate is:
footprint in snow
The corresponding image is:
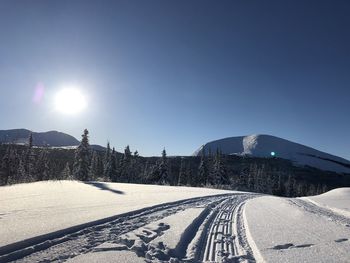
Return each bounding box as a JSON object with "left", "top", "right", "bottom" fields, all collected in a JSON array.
[
  {"left": 334, "top": 238, "right": 348, "bottom": 243},
  {"left": 272, "top": 243, "right": 314, "bottom": 250},
  {"left": 294, "top": 244, "right": 314, "bottom": 248},
  {"left": 272, "top": 243, "right": 294, "bottom": 250}
]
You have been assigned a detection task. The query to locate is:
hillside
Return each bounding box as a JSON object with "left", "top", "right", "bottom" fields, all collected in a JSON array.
[
  {"left": 194, "top": 134, "right": 350, "bottom": 174},
  {"left": 0, "top": 129, "right": 79, "bottom": 147}
]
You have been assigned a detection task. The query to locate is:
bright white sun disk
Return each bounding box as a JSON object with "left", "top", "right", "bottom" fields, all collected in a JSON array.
[{"left": 54, "top": 87, "right": 87, "bottom": 115}]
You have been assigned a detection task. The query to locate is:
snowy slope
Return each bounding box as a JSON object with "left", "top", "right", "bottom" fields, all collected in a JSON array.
[
  {"left": 305, "top": 187, "right": 350, "bottom": 217},
  {"left": 244, "top": 194, "right": 350, "bottom": 263},
  {"left": 194, "top": 134, "right": 350, "bottom": 174}
]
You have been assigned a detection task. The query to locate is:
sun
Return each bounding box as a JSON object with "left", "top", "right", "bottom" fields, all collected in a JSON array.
[{"left": 54, "top": 87, "right": 87, "bottom": 115}]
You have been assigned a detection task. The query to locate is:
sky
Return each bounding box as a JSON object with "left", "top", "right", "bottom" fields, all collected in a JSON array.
[{"left": 0, "top": 0, "right": 350, "bottom": 158}]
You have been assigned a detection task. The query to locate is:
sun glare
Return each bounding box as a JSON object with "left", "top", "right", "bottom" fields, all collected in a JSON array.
[{"left": 54, "top": 87, "right": 87, "bottom": 115}]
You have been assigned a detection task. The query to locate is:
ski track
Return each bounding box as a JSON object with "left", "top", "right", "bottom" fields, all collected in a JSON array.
[
  {"left": 0, "top": 193, "right": 258, "bottom": 263},
  {"left": 201, "top": 195, "right": 256, "bottom": 263},
  {"left": 289, "top": 198, "right": 350, "bottom": 227}
]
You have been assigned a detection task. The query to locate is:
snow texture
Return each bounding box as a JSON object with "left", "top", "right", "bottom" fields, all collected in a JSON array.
[
  {"left": 244, "top": 194, "right": 350, "bottom": 263},
  {"left": 306, "top": 187, "right": 350, "bottom": 217},
  {"left": 1, "top": 181, "right": 350, "bottom": 263},
  {"left": 0, "top": 181, "right": 236, "bottom": 249}
]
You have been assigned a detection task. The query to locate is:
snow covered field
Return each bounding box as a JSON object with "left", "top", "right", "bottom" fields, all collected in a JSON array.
[
  {"left": 0, "top": 181, "right": 235, "bottom": 248},
  {"left": 245, "top": 195, "right": 350, "bottom": 263},
  {"left": 0, "top": 181, "right": 349, "bottom": 262}
]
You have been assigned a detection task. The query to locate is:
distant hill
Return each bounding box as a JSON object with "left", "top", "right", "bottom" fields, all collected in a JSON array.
[
  {"left": 0, "top": 129, "right": 106, "bottom": 152},
  {"left": 0, "top": 129, "right": 79, "bottom": 147},
  {"left": 194, "top": 134, "right": 350, "bottom": 174}
]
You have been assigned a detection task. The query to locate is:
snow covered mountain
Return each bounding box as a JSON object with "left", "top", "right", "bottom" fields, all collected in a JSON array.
[
  {"left": 0, "top": 129, "right": 105, "bottom": 151},
  {"left": 194, "top": 134, "right": 350, "bottom": 174},
  {"left": 0, "top": 129, "right": 79, "bottom": 147}
]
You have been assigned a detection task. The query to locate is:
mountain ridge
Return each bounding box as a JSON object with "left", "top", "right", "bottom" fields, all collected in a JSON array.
[
  {"left": 194, "top": 134, "right": 350, "bottom": 174},
  {"left": 0, "top": 129, "right": 79, "bottom": 146}
]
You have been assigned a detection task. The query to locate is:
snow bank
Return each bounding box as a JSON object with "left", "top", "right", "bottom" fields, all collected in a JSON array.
[
  {"left": 0, "top": 180, "right": 234, "bottom": 248},
  {"left": 305, "top": 187, "right": 350, "bottom": 217},
  {"left": 244, "top": 196, "right": 350, "bottom": 263}
]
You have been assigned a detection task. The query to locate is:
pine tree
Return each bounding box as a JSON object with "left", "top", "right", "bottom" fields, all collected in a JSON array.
[
  {"left": 28, "top": 132, "right": 33, "bottom": 147},
  {"left": 177, "top": 158, "right": 187, "bottom": 186},
  {"left": 124, "top": 145, "right": 132, "bottom": 159},
  {"left": 61, "top": 162, "right": 72, "bottom": 180},
  {"left": 308, "top": 184, "right": 316, "bottom": 196},
  {"left": 103, "top": 142, "right": 111, "bottom": 171},
  {"left": 18, "top": 158, "right": 26, "bottom": 180},
  {"left": 142, "top": 160, "right": 150, "bottom": 184},
  {"left": 24, "top": 134, "right": 36, "bottom": 182},
  {"left": 35, "top": 148, "right": 49, "bottom": 181},
  {"left": 159, "top": 148, "right": 168, "bottom": 185},
  {"left": 0, "top": 146, "right": 12, "bottom": 185},
  {"left": 198, "top": 154, "right": 208, "bottom": 186},
  {"left": 270, "top": 170, "right": 282, "bottom": 196},
  {"left": 186, "top": 163, "right": 193, "bottom": 186},
  {"left": 285, "top": 174, "right": 295, "bottom": 197},
  {"left": 89, "top": 150, "right": 101, "bottom": 180},
  {"left": 238, "top": 167, "right": 249, "bottom": 189},
  {"left": 106, "top": 147, "right": 118, "bottom": 181},
  {"left": 130, "top": 150, "right": 141, "bottom": 183},
  {"left": 210, "top": 151, "right": 229, "bottom": 186},
  {"left": 247, "top": 163, "right": 256, "bottom": 191},
  {"left": 119, "top": 145, "right": 132, "bottom": 182},
  {"left": 73, "top": 129, "right": 91, "bottom": 181}
]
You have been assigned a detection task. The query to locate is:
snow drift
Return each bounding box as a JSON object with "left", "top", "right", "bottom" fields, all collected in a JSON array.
[
  {"left": 194, "top": 134, "right": 350, "bottom": 174},
  {"left": 305, "top": 187, "right": 350, "bottom": 217}
]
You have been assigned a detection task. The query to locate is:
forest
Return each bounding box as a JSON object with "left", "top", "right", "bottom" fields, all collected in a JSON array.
[{"left": 1, "top": 129, "right": 349, "bottom": 197}]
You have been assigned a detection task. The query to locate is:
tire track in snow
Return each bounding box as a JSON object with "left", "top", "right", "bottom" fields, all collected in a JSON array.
[{"left": 0, "top": 194, "right": 233, "bottom": 263}]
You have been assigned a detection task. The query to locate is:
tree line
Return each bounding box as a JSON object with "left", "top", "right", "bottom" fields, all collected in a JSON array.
[{"left": 1, "top": 129, "right": 348, "bottom": 197}]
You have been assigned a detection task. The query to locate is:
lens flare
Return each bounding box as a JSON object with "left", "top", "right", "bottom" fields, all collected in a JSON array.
[{"left": 33, "top": 82, "right": 45, "bottom": 104}]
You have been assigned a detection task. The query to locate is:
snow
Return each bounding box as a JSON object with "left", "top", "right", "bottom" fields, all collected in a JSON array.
[
  {"left": 1, "top": 181, "right": 350, "bottom": 262},
  {"left": 305, "top": 187, "right": 350, "bottom": 217},
  {"left": 68, "top": 245, "right": 145, "bottom": 263},
  {"left": 194, "top": 134, "right": 350, "bottom": 174},
  {"left": 244, "top": 195, "right": 350, "bottom": 263},
  {"left": 0, "top": 180, "right": 234, "bottom": 248},
  {"left": 69, "top": 208, "right": 206, "bottom": 262}
]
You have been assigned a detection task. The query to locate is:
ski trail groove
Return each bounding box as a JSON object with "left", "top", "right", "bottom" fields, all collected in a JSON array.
[
  {"left": 289, "top": 198, "right": 350, "bottom": 227},
  {"left": 201, "top": 195, "right": 256, "bottom": 263},
  {"left": 0, "top": 194, "right": 233, "bottom": 263}
]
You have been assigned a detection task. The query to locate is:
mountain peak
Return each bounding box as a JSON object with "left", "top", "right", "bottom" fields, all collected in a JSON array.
[{"left": 194, "top": 134, "right": 350, "bottom": 174}]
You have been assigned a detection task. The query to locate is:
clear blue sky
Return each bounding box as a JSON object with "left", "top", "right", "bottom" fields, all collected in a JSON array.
[{"left": 0, "top": 0, "right": 349, "bottom": 159}]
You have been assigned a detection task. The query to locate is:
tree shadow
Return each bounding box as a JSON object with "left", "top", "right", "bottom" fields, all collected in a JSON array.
[{"left": 84, "top": 182, "right": 125, "bottom": 195}]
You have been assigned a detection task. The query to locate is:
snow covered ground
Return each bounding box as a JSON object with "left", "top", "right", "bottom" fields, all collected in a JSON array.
[
  {"left": 244, "top": 191, "right": 350, "bottom": 263},
  {"left": 0, "top": 181, "right": 235, "bottom": 248},
  {"left": 305, "top": 188, "right": 350, "bottom": 217},
  {"left": 0, "top": 181, "right": 349, "bottom": 262}
]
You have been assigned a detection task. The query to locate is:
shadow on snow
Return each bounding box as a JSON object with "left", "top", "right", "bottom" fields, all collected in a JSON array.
[{"left": 84, "top": 181, "right": 125, "bottom": 195}]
